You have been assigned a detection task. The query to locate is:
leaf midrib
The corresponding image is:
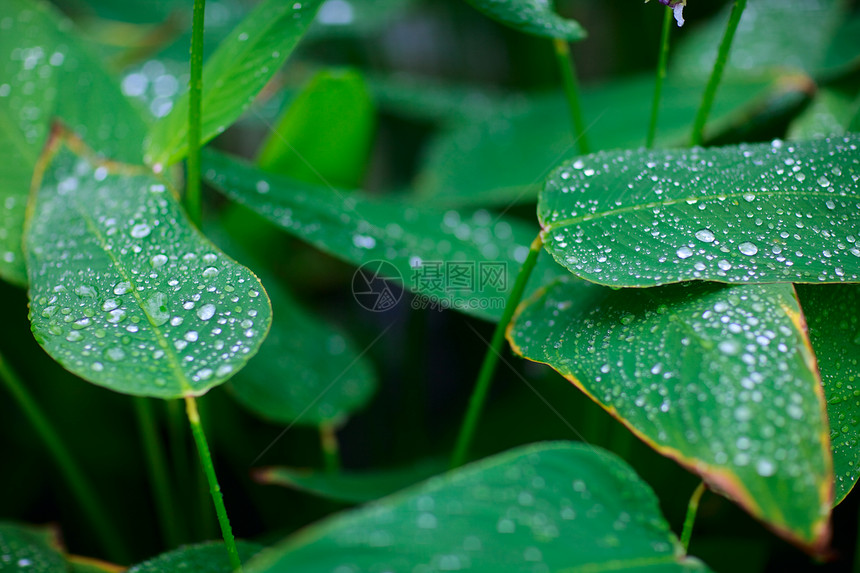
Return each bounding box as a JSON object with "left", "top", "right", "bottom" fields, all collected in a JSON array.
[{"left": 541, "top": 188, "right": 853, "bottom": 232}]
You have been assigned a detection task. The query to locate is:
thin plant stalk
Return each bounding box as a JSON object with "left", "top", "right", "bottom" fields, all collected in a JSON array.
[
  {"left": 552, "top": 38, "right": 590, "bottom": 154},
  {"left": 320, "top": 423, "right": 341, "bottom": 473},
  {"left": 134, "top": 397, "right": 180, "bottom": 549},
  {"left": 450, "top": 235, "right": 544, "bottom": 469},
  {"left": 646, "top": 6, "right": 674, "bottom": 148},
  {"left": 186, "top": 0, "right": 206, "bottom": 227},
  {"left": 680, "top": 481, "right": 707, "bottom": 552},
  {"left": 0, "top": 354, "right": 128, "bottom": 563},
  {"left": 185, "top": 395, "right": 243, "bottom": 572},
  {"left": 690, "top": 0, "right": 748, "bottom": 146}
]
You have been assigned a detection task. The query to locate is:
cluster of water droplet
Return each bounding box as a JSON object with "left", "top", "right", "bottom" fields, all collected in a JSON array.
[{"left": 27, "top": 146, "right": 270, "bottom": 397}]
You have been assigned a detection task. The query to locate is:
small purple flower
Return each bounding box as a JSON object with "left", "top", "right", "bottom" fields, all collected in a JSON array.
[{"left": 647, "top": 0, "right": 687, "bottom": 27}]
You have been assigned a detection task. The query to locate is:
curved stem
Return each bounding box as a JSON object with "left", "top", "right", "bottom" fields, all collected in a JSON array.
[
  {"left": 186, "top": 0, "right": 206, "bottom": 227},
  {"left": 185, "top": 396, "right": 243, "bottom": 572},
  {"left": 680, "top": 481, "right": 707, "bottom": 552},
  {"left": 552, "top": 38, "right": 590, "bottom": 155},
  {"left": 0, "top": 354, "right": 128, "bottom": 563},
  {"left": 320, "top": 423, "right": 341, "bottom": 473},
  {"left": 450, "top": 235, "right": 544, "bottom": 469},
  {"left": 134, "top": 397, "right": 180, "bottom": 549},
  {"left": 690, "top": 0, "right": 748, "bottom": 146},
  {"left": 646, "top": 7, "right": 673, "bottom": 149}
]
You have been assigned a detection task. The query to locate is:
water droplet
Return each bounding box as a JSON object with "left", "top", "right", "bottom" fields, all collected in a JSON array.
[
  {"left": 676, "top": 246, "right": 693, "bottom": 259},
  {"left": 738, "top": 242, "right": 758, "bottom": 256},
  {"left": 130, "top": 223, "right": 152, "bottom": 238},
  {"left": 202, "top": 267, "right": 219, "bottom": 278},
  {"left": 113, "top": 281, "right": 132, "bottom": 295},
  {"left": 143, "top": 292, "right": 170, "bottom": 326},
  {"left": 150, "top": 254, "right": 168, "bottom": 268},
  {"left": 197, "top": 304, "right": 216, "bottom": 320},
  {"left": 695, "top": 229, "right": 715, "bottom": 243}
]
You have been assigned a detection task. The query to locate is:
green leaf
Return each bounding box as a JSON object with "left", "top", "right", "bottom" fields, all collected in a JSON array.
[
  {"left": 257, "top": 68, "right": 376, "bottom": 189},
  {"left": 143, "top": 0, "right": 324, "bottom": 168},
  {"left": 307, "top": 0, "right": 418, "bottom": 39},
  {"left": 671, "top": 0, "right": 846, "bottom": 79},
  {"left": 228, "top": 274, "right": 377, "bottom": 426},
  {"left": 819, "top": 13, "right": 860, "bottom": 78},
  {"left": 0, "top": 0, "right": 148, "bottom": 286},
  {"left": 788, "top": 87, "right": 860, "bottom": 140},
  {"left": 127, "top": 541, "right": 263, "bottom": 573},
  {"left": 540, "top": 135, "right": 860, "bottom": 288},
  {"left": 254, "top": 459, "right": 446, "bottom": 503},
  {"left": 797, "top": 284, "right": 860, "bottom": 505},
  {"left": 507, "top": 280, "right": 832, "bottom": 552},
  {"left": 0, "top": 523, "right": 65, "bottom": 572},
  {"left": 247, "top": 442, "right": 711, "bottom": 573},
  {"left": 25, "top": 130, "right": 272, "bottom": 399},
  {"left": 67, "top": 556, "right": 124, "bottom": 573},
  {"left": 202, "top": 149, "right": 566, "bottom": 323},
  {"left": 416, "top": 73, "right": 805, "bottom": 208},
  {"left": 462, "top": 0, "right": 586, "bottom": 41}
]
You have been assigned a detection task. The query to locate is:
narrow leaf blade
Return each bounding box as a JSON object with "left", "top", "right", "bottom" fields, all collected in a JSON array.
[
  {"left": 540, "top": 135, "right": 860, "bottom": 287},
  {"left": 247, "top": 442, "right": 711, "bottom": 573},
  {"left": 26, "top": 130, "right": 272, "bottom": 398},
  {"left": 507, "top": 281, "right": 832, "bottom": 552},
  {"left": 127, "top": 541, "right": 262, "bottom": 573},
  {"left": 144, "top": 0, "right": 324, "bottom": 168}
]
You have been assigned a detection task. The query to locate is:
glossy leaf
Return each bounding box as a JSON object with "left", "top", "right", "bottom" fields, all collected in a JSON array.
[
  {"left": 25, "top": 131, "right": 272, "bottom": 399},
  {"left": 247, "top": 442, "right": 710, "bottom": 572},
  {"left": 788, "top": 87, "right": 859, "bottom": 140},
  {"left": 463, "top": 0, "right": 586, "bottom": 41},
  {"left": 254, "top": 459, "right": 446, "bottom": 503},
  {"left": 797, "top": 284, "right": 860, "bottom": 505},
  {"left": 144, "top": 0, "right": 324, "bottom": 168},
  {"left": 203, "top": 149, "right": 565, "bottom": 323},
  {"left": 228, "top": 272, "right": 377, "bottom": 427},
  {"left": 127, "top": 541, "right": 262, "bottom": 573},
  {"left": 307, "top": 0, "right": 418, "bottom": 39},
  {"left": 416, "top": 73, "right": 805, "bottom": 207},
  {"left": 508, "top": 280, "right": 832, "bottom": 552},
  {"left": 540, "top": 135, "right": 860, "bottom": 288},
  {"left": 256, "top": 68, "right": 376, "bottom": 188},
  {"left": 0, "top": 523, "right": 65, "bottom": 572},
  {"left": 671, "top": 0, "right": 846, "bottom": 79},
  {"left": 0, "top": 0, "right": 148, "bottom": 286}
]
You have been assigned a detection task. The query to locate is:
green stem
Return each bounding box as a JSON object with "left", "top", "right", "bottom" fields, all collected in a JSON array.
[
  {"left": 320, "top": 423, "right": 341, "bottom": 473},
  {"left": 134, "top": 397, "right": 180, "bottom": 549},
  {"left": 646, "top": 6, "right": 673, "bottom": 149},
  {"left": 690, "top": 0, "right": 748, "bottom": 146},
  {"left": 186, "top": 0, "right": 206, "bottom": 227},
  {"left": 450, "top": 235, "right": 544, "bottom": 469},
  {"left": 0, "top": 354, "right": 128, "bottom": 563},
  {"left": 552, "top": 38, "right": 590, "bottom": 154},
  {"left": 185, "top": 396, "right": 243, "bottom": 572},
  {"left": 680, "top": 481, "right": 707, "bottom": 552}
]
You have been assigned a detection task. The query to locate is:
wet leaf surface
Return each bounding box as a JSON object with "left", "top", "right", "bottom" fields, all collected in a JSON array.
[
  {"left": 144, "top": 0, "right": 323, "bottom": 168},
  {"left": 247, "top": 442, "right": 711, "bottom": 573},
  {"left": 0, "top": 522, "right": 65, "bottom": 573},
  {"left": 0, "top": 0, "right": 148, "bottom": 286},
  {"left": 203, "top": 149, "right": 565, "bottom": 323},
  {"left": 127, "top": 541, "right": 262, "bottom": 573},
  {"left": 255, "top": 459, "right": 446, "bottom": 504},
  {"left": 507, "top": 280, "right": 832, "bottom": 551},
  {"left": 797, "top": 284, "right": 860, "bottom": 505},
  {"left": 26, "top": 131, "right": 272, "bottom": 398},
  {"left": 463, "top": 0, "right": 586, "bottom": 41},
  {"left": 540, "top": 135, "right": 860, "bottom": 287}
]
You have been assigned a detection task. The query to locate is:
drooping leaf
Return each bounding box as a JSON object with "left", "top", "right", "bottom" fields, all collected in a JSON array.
[
  {"left": 254, "top": 459, "right": 446, "bottom": 503},
  {"left": 143, "top": 0, "right": 324, "bottom": 168},
  {"left": 25, "top": 129, "right": 272, "bottom": 399},
  {"left": 247, "top": 442, "right": 711, "bottom": 572},
  {"left": 0, "top": 0, "right": 148, "bottom": 286},
  {"left": 0, "top": 522, "right": 65, "bottom": 573},
  {"left": 307, "top": 0, "right": 418, "bottom": 39},
  {"left": 507, "top": 280, "right": 832, "bottom": 552},
  {"left": 671, "top": 0, "right": 846, "bottom": 79},
  {"left": 227, "top": 269, "right": 377, "bottom": 427},
  {"left": 415, "top": 73, "right": 807, "bottom": 207},
  {"left": 788, "top": 86, "right": 860, "bottom": 140},
  {"left": 797, "top": 284, "right": 860, "bottom": 505},
  {"left": 67, "top": 555, "right": 124, "bottom": 573},
  {"left": 203, "top": 149, "right": 566, "bottom": 322},
  {"left": 540, "top": 135, "right": 860, "bottom": 288},
  {"left": 127, "top": 541, "right": 263, "bottom": 573},
  {"left": 256, "top": 68, "right": 376, "bottom": 188},
  {"left": 462, "top": 0, "right": 586, "bottom": 41}
]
